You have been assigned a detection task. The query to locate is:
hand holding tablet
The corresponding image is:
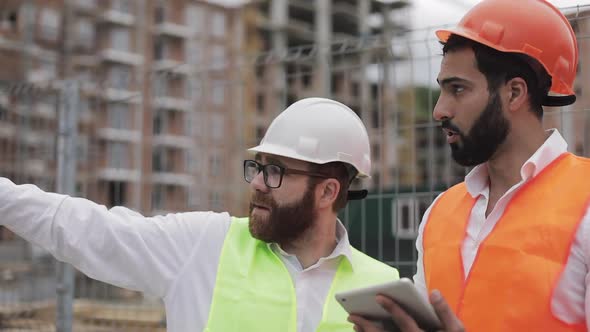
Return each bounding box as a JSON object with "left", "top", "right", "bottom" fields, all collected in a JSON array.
[{"left": 335, "top": 278, "right": 442, "bottom": 331}]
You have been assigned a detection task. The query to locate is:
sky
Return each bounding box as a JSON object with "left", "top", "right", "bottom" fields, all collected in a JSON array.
[
  {"left": 409, "top": 0, "right": 590, "bottom": 29},
  {"left": 207, "top": 0, "right": 590, "bottom": 14}
]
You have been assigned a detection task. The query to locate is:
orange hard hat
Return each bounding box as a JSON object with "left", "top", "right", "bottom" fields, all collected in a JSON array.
[{"left": 436, "top": 0, "right": 578, "bottom": 106}]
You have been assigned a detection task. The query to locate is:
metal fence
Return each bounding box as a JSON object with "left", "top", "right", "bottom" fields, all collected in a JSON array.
[{"left": 2, "top": 4, "right": 590, "bottom": 330}]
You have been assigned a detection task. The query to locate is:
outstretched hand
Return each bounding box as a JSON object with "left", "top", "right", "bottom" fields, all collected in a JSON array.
[{"left": 347, "top": 290, "right": 465, "bottom": 332}]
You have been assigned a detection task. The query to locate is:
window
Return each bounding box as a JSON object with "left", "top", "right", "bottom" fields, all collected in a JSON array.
[
  {"left": 209, "top": 153, "right": 222, "bottom": 177},
  {"left": 154, "top": 3, "right": 165, "bottom": 24},
  {"left": 153, "top": 111, "right": 165, "bottom": 134},
  {"left": 256, "top": 94, "right": 265, "bottom": 113},
  {"left": 108, "top": 103, "right": 129, "bottom": 129},
  {"left": 111, "top": 27, "right": 130, "bottom": 52},
  {"left": 186, "top": 76, "right": 201, "bottom": 102},
  {"left": 153, "top": 74, "right": 167, "bottom": 97},
  {"left": 186, "top": 41, "right": 201, "bottom": 65},
  {"left": 111, "top": 0, "right": 131, "bottom": 14},
  {"left": 211, "top": 12, "right": 225, "bottom": 38},
  {"left": 43, "top": 136, "right": 56, "bottom": 162},
  {"left": 211, "top": 45, "right": 226, "bottom": 70},
  {"left": 154, "top": 38, "right": 166, "bottom": 61},
  {"left": 0, "top": 10, "right": 18, "bottom": 31},
  {"left": 371, "top": 107, "right": 380, "bottom": 128},
  {"left": 108, "top": 142, "right": 128, "bottom": 168},
  {"left": 256, "top": 126, "right": 265, "bottom": 142},
  {"left": 184, "top": 113, "right": 192, "bottom": 136},
  {"left": 185, "top": 150, "right": 197, "bottom": 173},
  {"left": 372, "top": 144, "right": 381, "bottom": 161},
  {"left": 0, "top": 104, "right": 8, "bottom": 121},
  {"left": 152, "top": 148, "right": 168, "bottom": 172},
  {"left": 210, "top": 113, "right": 224, "bottom": 141},
  {"left": 394, "top": 197, "right": 417, "bottom": 239},
  {"left": 209, "top": 191, "right": 223, "bottom": 211},
  {"left": 40, "top": 8, "right": 60, "bottom": 41},
  {"left": 108, "top": 181, "right": 126, "bottom": 207},
  {"left": 76, "top": 19, "right": 95, "bottom": 49},
  {"left": 78, "top": 0, "right": 96, "bottom": 10},
  {"left": 210, "top": 80, "right": 224, "bottom": 106},
  {"left": 187, "top": 188, "right": 200, "bottom": 209},
  {"left": 392, "top": 196, "right": 431, "bottom": 239},
  {"left": 186, "top": 4, "right": 203, "bottom": 35},
  {"left": 78, "top": 97, "right": 91, "bottom": 122},
  {"left": 77, "top": 69, "right": 93, "bottom": 86},
  {"left": 109, "top": 66, "right": 131, "bottom": 90},
  {"left": 152, "top": 184, "right": 165, "bottom": 210},
  {"left": 76, "top": 135, "right": 89, "bottom": 163}
]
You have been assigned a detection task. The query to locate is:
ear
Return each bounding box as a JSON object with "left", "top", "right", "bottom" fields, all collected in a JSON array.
[
  {"left": 316, "top": 178, "right": 340, "bottom": 210},
  {"left": 505, "top": 77, "right": 528, "bottom": 112}
]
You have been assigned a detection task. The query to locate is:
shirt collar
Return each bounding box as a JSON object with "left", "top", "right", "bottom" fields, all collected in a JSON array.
[
  {"left": 268, "top": 218, "right": 354, "bottom": 270},
  {"left": 464, "top": 129, "right": 567, "bottom": 198}
]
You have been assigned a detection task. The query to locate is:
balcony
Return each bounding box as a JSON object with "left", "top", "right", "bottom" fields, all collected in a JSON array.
[
  {"left": 34, "top": 103, "right": 56, "bottom": 119},
  {"left": 80, "top": 81, "right": 99, "bottom": 96},
  {"left": 73, "top": 55, "right": 99, "bottom": 67},
  {"left": 23, "top": 159, "right": 48, "bottom": 177},
  {"left": 100, "top": 9, "right": 135, "bottom": 26},
  {"left": 153, "top": 59, "right": 193, "bottom": 76},
  {"left": 74, "top": 0, "right": 98, "bottom": 14},
  {"left": 152, "top": 134, "right": 193, "bottom": 149},
  {"left": 151, "top": 172, "right": 194, "bottom": 187},
  {"left": 102, "top": 88, "right": 139, "bottom": 103},
  {"left": 97, "top": 168, "right": 140, "bottom": 182},
  {"left": 100, "top": 48, "right": 143, "bottom": 66},
  {"left": 152, "top": 96, "right": 191, "bottom": 112},
  {"left": 153, "top": 22, "right": 192, "bottom": 39},
  {"left": 286, "top": 18, "right": 314, "bottom": 42},
  {"left": 96, "top": 127, "right": 141, "bottom": 142},
  {"left": 23, "top": 131, "right": 52, "bottom": 146}
]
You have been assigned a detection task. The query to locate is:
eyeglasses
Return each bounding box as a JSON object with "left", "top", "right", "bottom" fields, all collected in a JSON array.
[{"left": 243, "top": 159, "right": 329, "bottom": 188}]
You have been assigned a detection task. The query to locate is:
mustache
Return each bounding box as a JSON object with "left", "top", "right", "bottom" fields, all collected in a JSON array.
[
  {"left": 441, "top": 120, "right": 462, "bottom": 135},
  {"left": 250, "top": 191, "right": 275, "bottom": 207}
]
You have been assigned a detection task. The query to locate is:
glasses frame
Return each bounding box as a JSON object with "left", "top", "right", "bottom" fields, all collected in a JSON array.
[{"left": 243, "top": 159, "right": 330, "bottom": 188}]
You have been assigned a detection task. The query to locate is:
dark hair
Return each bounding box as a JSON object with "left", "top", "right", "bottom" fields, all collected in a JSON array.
[
  {"left": 442, "top": 34, "right": 552, "bottom": 119},
  {"left": 308, "top": 162, "right": 354, "bottom": 212}
]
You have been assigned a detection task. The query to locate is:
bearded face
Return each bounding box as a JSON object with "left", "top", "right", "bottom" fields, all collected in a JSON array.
[
  {"left": 248, "top": 182, "right": 317, "bottom": 245},
  {"left": 443, "top": 91, "right": 510, "bottom": 167}
]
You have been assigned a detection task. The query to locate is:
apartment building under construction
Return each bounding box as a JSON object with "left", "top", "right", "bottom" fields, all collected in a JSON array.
[{"left": 0, "top": 0, "right": 244, "bottom": 244}]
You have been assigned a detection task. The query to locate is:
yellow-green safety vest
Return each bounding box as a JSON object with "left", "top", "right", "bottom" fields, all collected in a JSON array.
[{"left": 204, "top": 217, "right": 399, "bottom": 332}]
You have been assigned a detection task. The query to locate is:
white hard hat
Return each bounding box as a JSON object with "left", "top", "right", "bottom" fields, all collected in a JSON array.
[{"left": 248, "top": 98, "right": 371, "bottom": 179}]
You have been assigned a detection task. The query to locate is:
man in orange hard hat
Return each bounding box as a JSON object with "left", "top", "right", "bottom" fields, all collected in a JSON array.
[{"left": 350, "top": 0, "right": 590, "bottom": 331}]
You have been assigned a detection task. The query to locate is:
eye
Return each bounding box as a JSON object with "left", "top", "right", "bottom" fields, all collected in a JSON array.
[{"left": 451, "top": 84, "right": 465, "bottom": 94}]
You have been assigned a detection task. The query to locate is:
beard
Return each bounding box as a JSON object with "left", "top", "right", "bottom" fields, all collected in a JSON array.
[
  {"left": 248, "top": 183, "right": 317, "bottom": 245},
  {"left": 442, "top": 91, "right": 510, "bottom": 167}
]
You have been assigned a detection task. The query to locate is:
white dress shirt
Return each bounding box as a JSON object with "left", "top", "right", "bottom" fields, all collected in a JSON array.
[
  {"left": 414, "top": 129, "right": 590, "bottom": 326},
  {"left": 0, "top": 180, "right": 353, "bottom": 332}
]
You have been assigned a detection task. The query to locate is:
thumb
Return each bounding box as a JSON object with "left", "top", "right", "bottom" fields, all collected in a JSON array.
[{"left": 430, "top": 290, "right": 465, "bottom": 332}]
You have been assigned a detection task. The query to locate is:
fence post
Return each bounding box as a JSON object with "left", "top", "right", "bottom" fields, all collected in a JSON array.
[{"left": 55, "top": 79, "right": 79, "bottom": 332}]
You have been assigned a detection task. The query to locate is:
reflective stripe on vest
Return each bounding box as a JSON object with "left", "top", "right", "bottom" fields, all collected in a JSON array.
[
  {"left": 204, "top": 217, "right": 399, "bottom": 332},
  {"left": 423, "top": 153, "right": 590, "bottom": 331}
]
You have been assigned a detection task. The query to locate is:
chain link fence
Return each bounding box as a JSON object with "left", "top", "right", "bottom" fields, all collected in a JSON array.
[{"left": 1, "top": 3, "right": 590, "bottom": 330}]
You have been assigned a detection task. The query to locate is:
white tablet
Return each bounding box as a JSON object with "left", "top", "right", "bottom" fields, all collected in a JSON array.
[{"left": 335, "top": 278, "right": 441, "bottom": 331}]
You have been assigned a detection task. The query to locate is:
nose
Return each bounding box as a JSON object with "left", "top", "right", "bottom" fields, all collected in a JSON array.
[
  {"left": 249, "top": 171, "right": 269, "bottom": 193},
  {"left": 432, "top": 94, "right": 452, "bottom": 122}
]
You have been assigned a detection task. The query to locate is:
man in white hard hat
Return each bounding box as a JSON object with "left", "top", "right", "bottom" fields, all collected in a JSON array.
[{"left": 0, "top": 97, "right": 399, "bottom": 332}]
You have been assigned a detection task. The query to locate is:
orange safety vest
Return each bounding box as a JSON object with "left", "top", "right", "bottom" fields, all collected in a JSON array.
[{"left": 423, "top": 153, "right": 590, "bottom": 331}]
